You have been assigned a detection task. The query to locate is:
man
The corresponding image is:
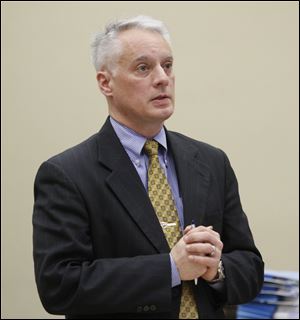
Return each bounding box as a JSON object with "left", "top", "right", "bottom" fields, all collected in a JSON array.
[{"left": 33, "top": 16, "right": 264, "bottom": 319}]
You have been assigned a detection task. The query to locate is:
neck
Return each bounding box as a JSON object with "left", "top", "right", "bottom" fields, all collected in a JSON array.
[{"left": 109, "top": 114, "right": 164, "bottom": 138}]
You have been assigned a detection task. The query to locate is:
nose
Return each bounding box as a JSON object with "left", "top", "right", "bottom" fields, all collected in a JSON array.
[{"left": 153, "top": 65, "right": 170, "bottom": 88}]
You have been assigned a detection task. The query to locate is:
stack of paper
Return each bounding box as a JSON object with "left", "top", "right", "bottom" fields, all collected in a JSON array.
[{"left": 236, "top": 270, "right": 299, "bottom": 319}]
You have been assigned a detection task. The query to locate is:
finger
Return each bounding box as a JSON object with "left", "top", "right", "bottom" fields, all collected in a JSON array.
[
  {"left": 187, "top": 228, "right": 222, "bottom": 245},
  {"left": 186, "top": 225, "right": 221, "bottom": 240},
  {"left": 184, "top": 231, "right": 223, "bottom": 248},
  {"left": 189, "top": 225, "right": 212, "bottom": 233},
  {"left": 186, "top": 242, "right": 216, "bottom": 256},
  {"left": 203, "top": 227, "right": 220, "bottom": 240},
  {"left": 209, "top": 244, "right": 217, "bottom": 257},
  {"left": 187, "top": 243, "right": 221, "bottom": 260},
  {"left": 183, "top": 225, "right": 193, "bottom": 235},
  {"left": 188, "top": 255, "right": 219, "bottom": 268}
]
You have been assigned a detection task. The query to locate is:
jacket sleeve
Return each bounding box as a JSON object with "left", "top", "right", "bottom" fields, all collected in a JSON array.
[
  {"left": 32, "top": 161, "right": 172, "bottom": 316},
  {"left": 220, "top": 152, "right": 264, "bottom": 305}
]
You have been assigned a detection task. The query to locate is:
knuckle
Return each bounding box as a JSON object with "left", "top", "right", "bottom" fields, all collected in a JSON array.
[{"left": 219, "top": 241, "right": 224, "bottom": 249}]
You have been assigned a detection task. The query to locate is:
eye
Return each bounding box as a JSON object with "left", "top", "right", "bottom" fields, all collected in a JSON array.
[
  {"left": 163, "top": 62, "right": 173, "bottom": 72},
  {"left": 137, "top": 64, "right": 149, "bottom": 73}
]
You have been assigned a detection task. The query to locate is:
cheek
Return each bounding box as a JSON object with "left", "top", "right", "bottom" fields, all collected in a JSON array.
[
  {"left": 132, "top": 85, "right": 150, "bottom": 101},
  {"left": 170, "top": 76, "right": 175, "bottom": 87},
  {"left": 114, "top": 76, "right": 151, "bottom": 103}
]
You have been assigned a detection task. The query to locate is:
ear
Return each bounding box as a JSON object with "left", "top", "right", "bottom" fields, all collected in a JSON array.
[{"left": 97, "top": 71, "right": 113, "bottom": 96}]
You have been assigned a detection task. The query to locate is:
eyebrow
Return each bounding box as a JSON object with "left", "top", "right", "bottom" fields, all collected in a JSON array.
[{"left": 133, "top": 55, "right": 173, "bottom": 63}]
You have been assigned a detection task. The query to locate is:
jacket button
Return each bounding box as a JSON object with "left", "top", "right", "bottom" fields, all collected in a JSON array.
[
  {"left": 137, "top": 306, "right": 143, "bottom": 312},
  {"left": 143, "top": 305, "right": 149, "bottom": 312},
  {"left": 150, "top": 305, "right": 157, "bottom": 311}
]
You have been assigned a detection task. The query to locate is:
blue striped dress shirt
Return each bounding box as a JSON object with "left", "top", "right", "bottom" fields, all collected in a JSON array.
[{"left": 110, "top": 116, "right": 182, "bottom": 287}]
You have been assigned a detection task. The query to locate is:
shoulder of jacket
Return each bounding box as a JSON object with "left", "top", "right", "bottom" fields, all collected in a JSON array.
[{"left": 45, "top": 132, "right": 99, "bottom": 166}]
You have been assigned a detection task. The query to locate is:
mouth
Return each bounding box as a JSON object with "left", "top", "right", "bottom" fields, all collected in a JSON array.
[{"left": 151, "top": 94, "right": 171, "bottom": 101}]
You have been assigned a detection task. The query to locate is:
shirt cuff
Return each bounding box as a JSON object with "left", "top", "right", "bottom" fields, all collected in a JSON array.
[{"left": 170, "top": 253, "right": 181, "bottom": 287}]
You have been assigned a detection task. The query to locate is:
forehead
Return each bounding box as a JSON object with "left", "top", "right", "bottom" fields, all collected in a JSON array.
[{"left": 117, "top": 29, "right": 172, "bottom": 63}]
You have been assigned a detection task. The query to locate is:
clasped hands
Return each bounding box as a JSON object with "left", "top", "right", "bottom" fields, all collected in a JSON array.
[{"left": 170, "top": 225, "right": 223, "bottom": 282}]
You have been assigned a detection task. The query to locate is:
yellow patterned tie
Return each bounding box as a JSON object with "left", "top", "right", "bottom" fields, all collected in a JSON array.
[{"left": 144, "top": 140, "right": 199, "bottom": 319}]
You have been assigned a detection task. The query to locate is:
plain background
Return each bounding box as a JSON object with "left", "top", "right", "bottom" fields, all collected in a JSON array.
[{"left": 1, "top": 1, "right": 299, "bottom": 318}]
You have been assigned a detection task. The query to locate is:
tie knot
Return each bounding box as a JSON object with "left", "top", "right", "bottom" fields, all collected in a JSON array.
[{"left": 144, "top": 140, "right": 159, "bottom": 157}]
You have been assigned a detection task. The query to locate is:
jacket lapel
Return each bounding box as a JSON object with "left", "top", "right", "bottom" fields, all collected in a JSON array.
[
  {"left": 167, "top": 132, "right": 211, "bottom": 229},
  {"left": 96, "top": 119, "right": 170, "bottom": 253}
]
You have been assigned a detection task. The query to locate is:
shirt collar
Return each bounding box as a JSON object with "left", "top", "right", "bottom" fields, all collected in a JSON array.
[{"left": 110, "top": 116, "right": 168, "bottom": 158}]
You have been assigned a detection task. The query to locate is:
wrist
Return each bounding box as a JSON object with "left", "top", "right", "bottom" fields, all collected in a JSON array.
[{"left": 208, "top": 260, "right": 225, "bottom": 283}]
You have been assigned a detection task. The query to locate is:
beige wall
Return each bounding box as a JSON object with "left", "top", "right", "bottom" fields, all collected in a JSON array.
[{"left": 2, "top": 1, "right": 298, "bottom": 318}]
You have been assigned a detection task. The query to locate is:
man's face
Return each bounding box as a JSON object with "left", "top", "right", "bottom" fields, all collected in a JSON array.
[{"left": 102, "top": 29, "right": 175, "bottom": 133}]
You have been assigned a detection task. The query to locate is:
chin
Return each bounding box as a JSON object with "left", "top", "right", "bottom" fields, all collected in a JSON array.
[
  {"left": 158, "top": 105, "right": 174, "bottom": 120},
  {"left": 146, "top": 102, "right": 174, "bottom": 122}
]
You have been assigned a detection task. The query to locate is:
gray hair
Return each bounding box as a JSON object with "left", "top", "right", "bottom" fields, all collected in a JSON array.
[{"left": 91, "top": 15, "right": 171, "bottom": 72}]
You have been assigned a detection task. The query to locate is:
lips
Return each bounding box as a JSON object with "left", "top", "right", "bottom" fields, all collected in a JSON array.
[{"left": 151, "top": 94, "right": 170, "bottom": 101}]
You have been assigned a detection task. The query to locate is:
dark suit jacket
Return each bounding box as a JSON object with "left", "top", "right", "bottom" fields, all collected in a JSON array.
[{"left": 33, "top": 117, "right": 264, "bottom": 319}]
